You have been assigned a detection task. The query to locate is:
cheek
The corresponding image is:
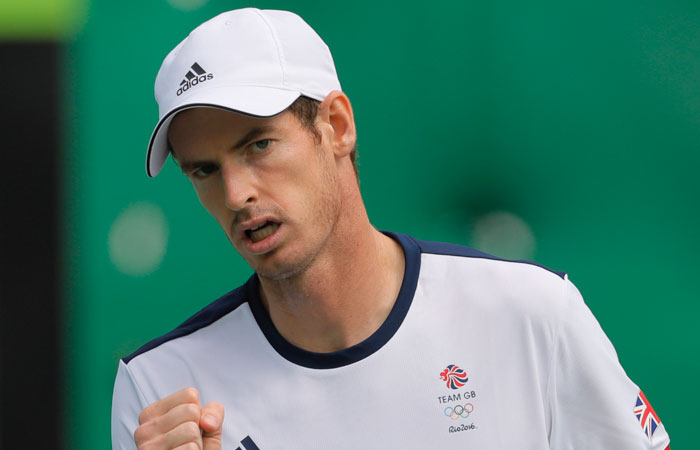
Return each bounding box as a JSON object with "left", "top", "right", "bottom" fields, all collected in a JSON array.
[
  {"left": 296, "top": 153, "right": 342, "bottom": 222},
  {"left": 279, "top": 165, "right": 329, "bottom": 216},
  {"left": 193, "top": 183, "right": 231, "bottom": 233}
]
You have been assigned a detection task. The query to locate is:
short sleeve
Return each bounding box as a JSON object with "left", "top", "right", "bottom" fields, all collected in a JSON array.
[
  {"left": 547, "top": 279, "right": 670, "bottom": 449},
  {"left": 111, "top": 360, "right": 149, "bottom": 450}
]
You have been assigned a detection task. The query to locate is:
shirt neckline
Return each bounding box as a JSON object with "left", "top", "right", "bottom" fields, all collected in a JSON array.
[{"left": 246, "top": 231, "right": 421, "bottom": 369}]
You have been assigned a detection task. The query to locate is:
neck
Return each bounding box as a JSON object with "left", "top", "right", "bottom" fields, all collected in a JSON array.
[{"left": 257, "top": 189, "right": 405, "bottom": 353}]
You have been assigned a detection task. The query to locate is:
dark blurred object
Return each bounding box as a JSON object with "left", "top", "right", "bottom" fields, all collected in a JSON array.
[{"left": 0, "top": 42, "right": 62, "bottom": 450}]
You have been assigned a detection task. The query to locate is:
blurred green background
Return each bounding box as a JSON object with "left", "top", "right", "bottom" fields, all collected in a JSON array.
[{"left": 7, "top": 0, "right": 697, "bottom": 448}]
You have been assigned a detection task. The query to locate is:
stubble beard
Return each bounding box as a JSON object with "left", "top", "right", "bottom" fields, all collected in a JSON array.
[{"left": 250, "top": 153, "right": 343, "bottom": 283}]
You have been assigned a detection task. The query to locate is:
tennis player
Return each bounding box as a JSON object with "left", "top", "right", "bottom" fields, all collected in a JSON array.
[{"left": 112, "top": 8, "right": 671, "bottom": 450}]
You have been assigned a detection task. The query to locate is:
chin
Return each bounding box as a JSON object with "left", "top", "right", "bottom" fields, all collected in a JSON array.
[
  {"left": 251, "top": 249, "right": 317, "bottom": 282},
  {"left": 255, "top": 265, "right": 304, "bottom": 281}
]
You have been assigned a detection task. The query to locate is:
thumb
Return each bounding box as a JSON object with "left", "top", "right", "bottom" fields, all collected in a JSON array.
[{"left": 200, "top": 401, "right": 225, "bottom": 450}]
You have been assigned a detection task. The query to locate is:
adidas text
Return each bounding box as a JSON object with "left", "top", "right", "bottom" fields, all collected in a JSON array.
[{"left": 177, "top": 73, "right": 214, "bottom": 96}]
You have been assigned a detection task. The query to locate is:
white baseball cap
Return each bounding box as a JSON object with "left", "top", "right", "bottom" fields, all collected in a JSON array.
[{"left": 146, "top": 8, "right": 342, "bottom": 177}]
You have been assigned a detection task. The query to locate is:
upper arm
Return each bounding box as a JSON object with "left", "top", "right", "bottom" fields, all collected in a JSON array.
[
  {"left": 111, "top": 359, "right": 149, "bottom": 450},
  {"left": 547, "top": 280, "right": 670, "bottom": 449}
]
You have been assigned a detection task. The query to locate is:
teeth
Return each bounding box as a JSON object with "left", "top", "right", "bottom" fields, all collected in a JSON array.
[
  {"left": 250, "top": 223, "right": 266, "bottom": 232},
  {"left": 249, "top": 222, "right": 280, "bottom": 243}
]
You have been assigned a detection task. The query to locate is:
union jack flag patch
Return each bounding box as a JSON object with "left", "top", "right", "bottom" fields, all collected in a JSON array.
[{"left": 634, "top": 391, "right": 661, "bottom": 441}]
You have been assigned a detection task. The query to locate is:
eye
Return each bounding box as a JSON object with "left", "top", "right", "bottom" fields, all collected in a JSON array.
[
  {"left": 250, "top": 139, "right": 271, "bottom": 153},
  {"left": 191, "top": 164, "right": 219, "bottom": 179}
]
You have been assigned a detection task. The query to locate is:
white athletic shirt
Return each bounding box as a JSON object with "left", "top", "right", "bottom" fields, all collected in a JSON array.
[{"left": 111, "top": 232, "right": 671, "bottom": 449}]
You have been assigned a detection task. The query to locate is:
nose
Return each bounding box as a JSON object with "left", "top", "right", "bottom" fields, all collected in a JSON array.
[{"left": 221, "top": 163, "right": 257, "bottom": 211}]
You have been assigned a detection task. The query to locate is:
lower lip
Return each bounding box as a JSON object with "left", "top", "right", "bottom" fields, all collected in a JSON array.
[{"left": 242, "top": 224, "right": 282, "bottom": 255}]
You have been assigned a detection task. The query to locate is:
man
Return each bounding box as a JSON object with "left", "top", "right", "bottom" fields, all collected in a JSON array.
[{"left": 111, "top": 8, "right": 671, "bottom": 450}]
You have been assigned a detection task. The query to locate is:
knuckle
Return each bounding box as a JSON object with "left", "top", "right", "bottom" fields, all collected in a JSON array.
[
  {"left": 135, "top": 438, "right": 156, "bottom": 450},
  {"left": 184, "top": 402, "right": 201, "bottom": 419},
  {"left": 133, "top": 424, "right": 149, "bottom": 444},
  {"left": 138, "top": 406, "right": 152, "bottom": 425},
  {"left": 183, "top": 420, "right": 201, "bottom": 437},
  {"left": 182, "top": 387, "right": 200, "bottom": 403},
  {"left": 134, "top": 424, "right": 161, "bottom": 450},
  {"left": 150, "top": 432, "right": 170, "bottom": 449}
]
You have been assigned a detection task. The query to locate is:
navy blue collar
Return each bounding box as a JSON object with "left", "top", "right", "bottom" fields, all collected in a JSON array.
[{"left": 246, "top": 232, "right": 421, "bottom": 369}]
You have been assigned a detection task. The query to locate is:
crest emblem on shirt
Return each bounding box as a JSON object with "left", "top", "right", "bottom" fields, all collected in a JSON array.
[{"left": 440, "top": 364, "right": 468, "bottom": 389}]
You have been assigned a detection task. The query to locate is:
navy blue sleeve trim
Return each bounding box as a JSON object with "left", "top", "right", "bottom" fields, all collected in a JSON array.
[
  {"left": 414, "top": 238, "right": 567, "bottom": 280},
  {"left": 122, "top": 282, "right": 251, "bottom": 364}
]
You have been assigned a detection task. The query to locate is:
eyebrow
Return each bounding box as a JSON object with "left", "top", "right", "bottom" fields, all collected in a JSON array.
[
  {"left": 232, "top": 125, "right": 275, "bottom": 151},
  {"left": 174, "top": 125, "right": 276, "bottom": 173}
]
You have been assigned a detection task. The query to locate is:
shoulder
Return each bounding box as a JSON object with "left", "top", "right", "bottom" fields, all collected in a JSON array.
[
  {"left": 122, "top": 280, "right": 251, "bottom": 364},
  {"left": 394, "top": 233, "right": 571, "bottom": 320},
  {"left": 412, "top": 236, "right": 567, "bottom": 281}
]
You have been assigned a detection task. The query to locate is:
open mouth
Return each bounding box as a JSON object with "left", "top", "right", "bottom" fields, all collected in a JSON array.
[{"left": 245, "top": 221, "right": 280, "bottom": 243}]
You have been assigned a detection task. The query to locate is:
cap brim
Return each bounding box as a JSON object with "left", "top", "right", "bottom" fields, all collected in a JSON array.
[{"left": 146, "top": 86, "right": 302, "bottom": 177}]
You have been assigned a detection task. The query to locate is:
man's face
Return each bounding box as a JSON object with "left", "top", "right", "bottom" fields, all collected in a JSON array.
[{"left": 168, "top": 106, "right": 343, "bottom": 280}]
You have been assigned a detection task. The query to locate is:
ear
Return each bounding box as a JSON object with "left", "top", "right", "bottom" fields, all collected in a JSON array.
[{"left": 317, "top": 91, "right": 356, "bottom": 158}]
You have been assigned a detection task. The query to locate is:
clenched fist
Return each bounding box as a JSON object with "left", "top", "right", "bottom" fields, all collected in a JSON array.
[{"left": 134, "top": 387, "right": 224, "bottom": 450}]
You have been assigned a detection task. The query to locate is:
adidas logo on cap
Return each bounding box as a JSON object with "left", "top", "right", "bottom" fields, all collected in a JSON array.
[{"left": 176, "top": 62, "right": 213, "bottom": 96}]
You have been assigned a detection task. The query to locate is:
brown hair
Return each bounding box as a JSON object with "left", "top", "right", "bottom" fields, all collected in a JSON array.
[{"left": 287, "top": 96, "right": 358, "bottom": 177}]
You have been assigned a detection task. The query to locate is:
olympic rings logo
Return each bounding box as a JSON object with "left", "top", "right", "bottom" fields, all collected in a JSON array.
[{"left": 444, "top": 403, "right": 474, "bottom": 420}]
